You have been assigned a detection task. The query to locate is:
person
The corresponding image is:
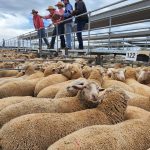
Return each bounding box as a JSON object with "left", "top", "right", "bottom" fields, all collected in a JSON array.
[
  {"left": 2, "top": 39, "right": 5, "bottom": 48},
  {"left": 62, "top": 0, "right": 73, "bottom": 50},
  {"left": 72, "top": 0, "right": 88, "bottom": 49},
  {"left": 31, "top": 9, "right": 50, "bottom": 51},
  {"left": 55, "top": 2, "right": 66, "bottom": 49},
  {"left": 42, "top": 6, "right": 65, "bottom": 49}
]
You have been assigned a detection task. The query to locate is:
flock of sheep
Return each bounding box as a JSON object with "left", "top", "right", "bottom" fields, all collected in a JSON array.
[{"left": 0, "top": 52, "right": 150, "bottom": 150}]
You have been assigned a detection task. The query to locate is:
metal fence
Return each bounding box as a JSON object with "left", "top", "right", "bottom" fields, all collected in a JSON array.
[{"left": 0, "top": 0, "right": 150, "bottom": 55}]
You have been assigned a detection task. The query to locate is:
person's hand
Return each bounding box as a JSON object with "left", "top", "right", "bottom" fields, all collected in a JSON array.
[
  {"left": 39, "top": 15, "right": 44, "bottom": 18},
  {"left": 72, "top": 10, "right": 77, "bottom": 16}
]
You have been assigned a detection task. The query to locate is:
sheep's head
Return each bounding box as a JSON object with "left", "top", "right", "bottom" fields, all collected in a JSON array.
[
  {"left": 82, "top": 66, "right": 92, "bottom": 79},
  {"left": 108, "top": 68, "right": 126, "bottom": 82},
  {"left": 124, "top": 67, "right": 137, "bottom": 80},
  {"left": 44, "top": 63, "right": 61, "bottom": 76},
  {"left": 136, "top": 67, "right": 150, "bottom": 84},
  {"left": 59, "top": 64, "right": 82, "bottom": 79},
  {"left": 67, "top": 79, "right": 104, "bottom": 108}
]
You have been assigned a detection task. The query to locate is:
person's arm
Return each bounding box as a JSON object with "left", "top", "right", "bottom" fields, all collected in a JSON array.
[
  {"left": 42, "top": 14, "right": 51, "bottom": 20},
  {"left": 64, "top": 4, "right": 73, "bottom": 18},
  {"left": 73, "top": 2, "right": 85, "bottom": 16}
]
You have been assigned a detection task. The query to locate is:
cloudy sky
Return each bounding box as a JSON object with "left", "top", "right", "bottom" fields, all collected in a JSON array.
[{"left": 0, "top": 0, "right": 148, "bottom": 42}]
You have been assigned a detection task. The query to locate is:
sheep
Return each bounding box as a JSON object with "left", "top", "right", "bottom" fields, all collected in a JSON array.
[
  {"left": 0, "top": 87, "right": 128, "bottom": 150},
  {"left": 34, "top": 74, "right": 68, "bottom": 96},
  {"left": 48, "top": 112, "right": 150, "bottom": 150},
  {"left": 102, "top": 69, "right": 134, "bottom": 92},
  {"left": 44, "top": 61, "right": 64, "bottom": 77},
  {"left": 74, "top": 58, "right": 87, "bottom": 67},
  {"left": 87, "top": 67, "right": 103, "bottom": 87},
  {"left": 0, "top": 96, "right": 34, "bottom": 111},
  {"left": 18, "top": 65, "right": 44, "bottom": 79},
  {"left": 125, "top": 106, "right": 150, "bottom": 120},
  {"left": 37, "top": 80, "right": 72, "bottom": 98},
  {"left": 125, "top": 91, "right": 150, "bottom": 111},
  {"left": 0, "top": 78, "right": 39, "bottom": 98},
  {"left": 0, "top": 70, "right": 19, "bottom": 78},
  {"left": 55, "top": 68, "right": 104, "bottom": 99},
  {"left": 0, "top": 79, "right": 103, "bottom": 126},
  {"left": 0, "top": 77, "right": 24, "bottom": 86},
  {"left": 124, "top": 67, "right": 150, "bottom": 97},
  {"left": 136, "top": 67, "right": 150, "bottom": 85},
  {"left": 59, "top": 63, "right": 83, "bottom": 80},
  {"left": 82, "top": 65, "right": 92, "bottom": 79}
]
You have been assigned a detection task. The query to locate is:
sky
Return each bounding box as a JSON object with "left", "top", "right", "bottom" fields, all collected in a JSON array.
[{"left": 0, "top": 0, "right": 149, "bottom": 42}]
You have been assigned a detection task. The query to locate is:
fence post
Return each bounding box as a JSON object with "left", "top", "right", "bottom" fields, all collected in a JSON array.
[
  {"left": 56, "top": 24, "right": 59, "bottom": 52},
  {"left": 108, "top": 16, "right": 112, "bottom": 50},
  {"left": 88, "top": 11, "right": 91, "bottom": 54},
  {"left": 30, "top": 32, "right": 32, "bottom": 50}
]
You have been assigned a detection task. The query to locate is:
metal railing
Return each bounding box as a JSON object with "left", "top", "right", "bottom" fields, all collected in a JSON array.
[{"left": 0, "top": 0, "right": 150, "bottom": 54}]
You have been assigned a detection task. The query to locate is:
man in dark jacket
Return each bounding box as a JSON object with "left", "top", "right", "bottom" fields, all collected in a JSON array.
[{"left": 72, "top": 0, "right": 88, "bottom": 49}]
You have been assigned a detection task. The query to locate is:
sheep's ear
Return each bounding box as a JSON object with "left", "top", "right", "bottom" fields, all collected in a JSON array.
[{"left": 72, "top": 84, "right": 86, "bottom": 90}]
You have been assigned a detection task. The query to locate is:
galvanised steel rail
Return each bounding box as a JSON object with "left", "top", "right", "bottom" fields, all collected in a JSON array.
[{"left": 0, "top": 0, "right": 150, "bottom": 55}]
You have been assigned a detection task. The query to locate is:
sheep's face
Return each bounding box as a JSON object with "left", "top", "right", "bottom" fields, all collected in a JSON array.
[
  {"left": 67, "top": 79, "right": 104, "bottom": 108},
  {"left": 67, "top": 78, "right": 87, "bottom": 94},
  {"left": 110, "top": 69, "right": 126, "bottom": 82},
  {"left": 137, "top": 68, "right": 150, "bottom": 83},
  {"left": 80, "top": 83, "right": 102, "bottom": 102},
  {"left": 60, "top": 64, "right": 82, "bottom": 79}
]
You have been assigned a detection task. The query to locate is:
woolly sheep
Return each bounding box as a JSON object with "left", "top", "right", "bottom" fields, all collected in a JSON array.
[
  {"left": 82, "top": 66, "right": 92, "bottom": 79},
  {"left": 44, "top": 61, "right": 64, "bottom": 77},
  {"left": 0, "top": 96, "right": 34, "bottom": 111},
  {"left": 48, "top": 111, "right": 150, "bottom": 150},
  {"left": 55, "top": 68, "right": 103, "bottom": 99},
  {"left": 59, "top": 63, "right": 83, "bottom": 80},
  {"left": 124, "top": 67, "right": 150, "bottom": 97},
  {"left": 125, "top": 91, "right": 150, "bottom": 111},
  {"left": 102, "top": 77, "right": 134, "bottom": 93},
  {"left": 0, "top": 70, "right": 19, "bottom": 78},
  {"left": 18, "top": 65, "right": 44, "bottom": 79},
  {"left": 34, "top": 74, "right": 68, "bottom": 96},
  {"left": 0, "top": 78, "right": 39, "bottom": 98},
  {"left": 125, "top": 106, "right": 150, "bottom": 120},
  {"left": 136, "top": 67, "right": 150, "bottom": 85},
  {"left": 0, "top": 87, "right": 128, "bottom": 150},
  {"left": 37, "top": 80, "right": 72, "bottom": 98},
  {"left": 0, "top": 80, "right": 103, "bottom": 126}
]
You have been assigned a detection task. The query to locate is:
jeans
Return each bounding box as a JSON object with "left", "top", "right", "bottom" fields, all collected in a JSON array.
[
  {"left": 76, "top": 21, "right": 86, "bottom": 49},
  {"left": 37, "top": 28, "right": 49, "bottom": 49},
  {"left": 50, "top": 23, "right": 66, "bottom": 49},
  {"left": 65, "top": 23, "right": 72, "bottom": 49}
]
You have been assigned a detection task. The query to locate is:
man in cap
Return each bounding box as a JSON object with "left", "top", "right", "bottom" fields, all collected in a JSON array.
[
  {"left": 42, "top": 6, "right": 65, "bottom": 49},
  {"left": 31, "top": 9, "right": 50, "bottom": 52}
]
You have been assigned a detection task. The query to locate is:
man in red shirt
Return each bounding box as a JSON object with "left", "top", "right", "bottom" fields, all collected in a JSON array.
[{"left": 31, "top": 9, "right": 50, "bottom": 51}]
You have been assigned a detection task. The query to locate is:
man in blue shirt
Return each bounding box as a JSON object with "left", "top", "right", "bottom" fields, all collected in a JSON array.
[{"left": 62, "top": 0, "right": 73, "bottom": 50}]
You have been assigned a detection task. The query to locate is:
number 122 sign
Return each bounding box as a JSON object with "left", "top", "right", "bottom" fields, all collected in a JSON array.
[{"left": 125, "top": 51, "right": 138, "bottom": 61}]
